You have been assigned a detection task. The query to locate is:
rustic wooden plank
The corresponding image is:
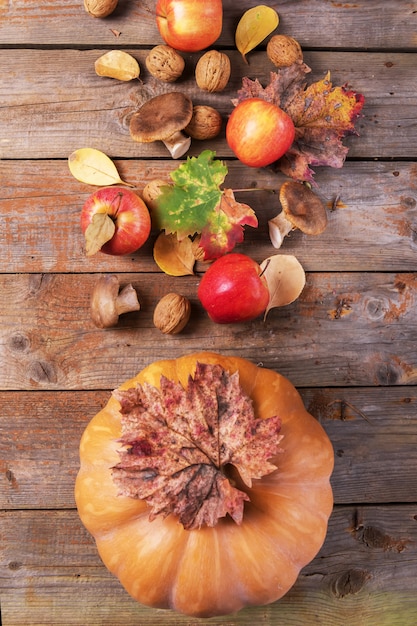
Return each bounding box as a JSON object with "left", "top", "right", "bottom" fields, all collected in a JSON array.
[
  {"left": 0, "top": 49, "right": 414, "bottom": 159},
  {"left": 0, "top": 0, "right": 415, "bottom": 50},
  {"left": 1, "top": 388, "right": 416, "bottom": 511},
  {"left": 1, "top": 159, "right": 416, "bottom": 274},
  {"left": 0, "top": 272, "right": 416, "bottom": 391},
  {"left": 1, "top": 506, "right": 417, "bottom": 625}
]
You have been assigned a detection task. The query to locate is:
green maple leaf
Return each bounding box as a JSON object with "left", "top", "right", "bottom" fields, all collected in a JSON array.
[{"left": 152, "top": 150, "right": 258, "bottom": 260}]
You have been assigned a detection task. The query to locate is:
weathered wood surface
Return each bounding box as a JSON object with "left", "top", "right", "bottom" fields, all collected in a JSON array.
[
  {"left": 1, "top": 49, "right": 416, "bottom": 160},
  {"left": 1, "top": 388, "right": 417, "bottom": 511},
  {"left": 0, "top": 271, "right": 416, "bottom": 390},
  {"left": 1, "top": 0, "right": 417, "bottom": 624},
  {"left": 1, "top": 506, "right": 417, "bottom": 626},
  {"left": 1, "top": 0, "right": 416, "bottom": 49},
  {"left": 2, "top": 159, "right": 417, "bottom": 273}
]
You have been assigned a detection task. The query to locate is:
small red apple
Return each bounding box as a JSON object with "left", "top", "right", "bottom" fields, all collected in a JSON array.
[
  {"left": 197, "top": 253, "right": 270, "bottom": 323},
  {"left": 80, "top": 186, "right": 151, "bottom": 256},
  {"left": 156, "top": 0, "right": 223, "bottom": 53},
  {"left": 226, "top": 98, "right": 295, "bottom": 168}
]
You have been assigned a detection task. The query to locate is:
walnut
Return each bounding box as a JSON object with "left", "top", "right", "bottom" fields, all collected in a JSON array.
[
  {"left": 145, "top": 45, "right": 185, "bottom": 82},
  {"left": 185, "top": 105, "right": 222, "bottom": 140},
  {"left": 153, "top": 293, "right": 191, "bottom": 334},
  {"left": 195, "top": 50, "right": 231, "bottom": 93},
  {"left": 266, "top": 35, "right": 303, "bottom": 68},
  {"left": 84, "top": 0, "right": 118, "bottom": 18}
]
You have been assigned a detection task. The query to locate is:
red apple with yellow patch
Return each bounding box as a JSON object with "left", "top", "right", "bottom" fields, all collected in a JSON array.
[
  {"left": 156, "top": 0, "right": 223, "bottom": 52},
  {"left": 80, "top": 187, "right": 151, "bottom": 256}
]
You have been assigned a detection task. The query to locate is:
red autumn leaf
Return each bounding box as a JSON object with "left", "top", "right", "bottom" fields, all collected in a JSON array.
[
  {"left": 233, "top": 63, "right": 365, "bottom": 184},
  {"left": 199, "top": 188, "right": 258, "bottom": 260},
  {"left": 112, "top": 362, "right": 283, "bottom": 530}
]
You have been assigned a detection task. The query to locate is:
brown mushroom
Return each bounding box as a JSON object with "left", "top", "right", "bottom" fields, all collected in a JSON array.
[
  {"left": 268, "top": 181, "right": 328, "bottom": 249},
  {"left": 90, "top": 275, "right": 140, "bottom": 328},
  {"left": 129, "top": 92, "right": 193, "bottom": 159}
]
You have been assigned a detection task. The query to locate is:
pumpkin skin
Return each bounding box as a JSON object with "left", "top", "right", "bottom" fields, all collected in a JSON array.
[{"left": 75, "top": 352, "right": 334, "bottom": 618}]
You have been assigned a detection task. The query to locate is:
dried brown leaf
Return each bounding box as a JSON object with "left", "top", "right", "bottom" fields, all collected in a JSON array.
[
  {"left": 260, "top": 254, "right": 306, "bottom": 318},
  {"left": 112, "top": 362, "right": 283, "bottom": 529}
]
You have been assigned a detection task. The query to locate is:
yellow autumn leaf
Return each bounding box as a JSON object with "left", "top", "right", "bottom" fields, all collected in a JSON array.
[
  {"left": 153, "top": 232, "right": 196, "bottom": 276},
  {"left": 68, "top": 148, "right": 134, "bottom": 187},
  {"left": 235, "top": 5, "right": 279, "bottom": 62}
]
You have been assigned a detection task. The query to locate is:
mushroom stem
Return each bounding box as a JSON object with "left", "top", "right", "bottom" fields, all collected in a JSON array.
[
  {"left": 90, "top": 275, "right": 140, "bottom": 328},
  {"left": 115, "top": 284, "right": 141, "bottom": 315},
  {"left": 268, "top": 213, "right": 294, "bottom": 249},
  {"left": 163, "top": 131, "right": 191, "bottom": 159}
]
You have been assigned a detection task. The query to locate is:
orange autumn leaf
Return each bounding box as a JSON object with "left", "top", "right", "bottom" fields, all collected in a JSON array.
[{"left": 153, "top": 232, "right": 196, "bottom": 276}]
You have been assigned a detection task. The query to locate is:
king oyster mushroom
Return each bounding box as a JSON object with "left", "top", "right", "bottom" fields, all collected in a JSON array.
[
  {"left": 90, "top": 275, "right": 140, "bottom": 328},
  {"left": 129, "top": 92, "right": 193, "bottom": 159},
  {"left": 268, "top": 181, "right": 328, "bottom": 249}
]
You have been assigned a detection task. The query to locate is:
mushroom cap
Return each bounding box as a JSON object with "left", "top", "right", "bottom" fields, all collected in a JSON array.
[
  {"left": 129, "top": 92, "right": 193, "bottom": 143},
  {"left": 279, "top": 180, "right": 328, "bottom": 235}
]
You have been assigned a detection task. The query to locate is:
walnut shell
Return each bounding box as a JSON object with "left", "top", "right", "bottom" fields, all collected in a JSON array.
[
  {"left": 185, "top": 105, "right": 222, "bottom": 140},
  {"left": 195, "top": 51, "right": 231, "bottom": 93},
  {"left": 146, "top": 45, "right": 185, "bottom": 83},
  {"left": 153, "top": 293, "right": 191, "bottom": 334},
  {"left": 84, "top": 0, "right": 118, "bottom": 18},
  {"left": 266, "top": 35, "right": 303, "bottom": 68}
]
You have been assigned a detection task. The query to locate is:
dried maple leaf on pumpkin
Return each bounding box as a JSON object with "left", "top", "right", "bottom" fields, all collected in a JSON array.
[
  {"left": 112, "top": 362, "right": 283, "bottom": 530},
  {"left": 233, "top": 63, "right": 365, "bottom": 184},
  {"left": 151, "top": 150, "right": 258, "bottom": 260}
]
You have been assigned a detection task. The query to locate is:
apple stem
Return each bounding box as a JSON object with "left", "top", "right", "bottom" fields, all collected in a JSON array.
[{"left": 259, "top": 258, "right": 271, "bottom": 278}]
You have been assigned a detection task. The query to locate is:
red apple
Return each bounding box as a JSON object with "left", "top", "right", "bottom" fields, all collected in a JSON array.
[
  {"left": 156, "top": 0, "right": 223, "bottom": 53},
  {"left": 80, "top": 187, "right": 151, "bottom": 256},
  {"left": 226, "top": 98, "right": 295, "bottom": 168},
  {"left": 197, "top": 253, "right": 270, "bottom": 323}
]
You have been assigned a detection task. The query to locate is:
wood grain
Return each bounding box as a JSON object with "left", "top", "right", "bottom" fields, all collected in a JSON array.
[
  {"left": 1, "top": 49, "right": 415, "bottom": 160},
  {"left": 1, "top": 388, "right": 416, "bottom": 511},
  {"left": 1, "top": 0, "right": 415, "bottom": 49},
  {"left": 1, "top": 507, "right": 416, "bottom": 626},
  {"left": 1, "top": 0, "right": 417, "bottom": 624},
  {"left": 0, "top": 271, "right": 416, "bottom": 389},
  {"left": 1, "top": 160, "right": 416, "bottom": 273}
]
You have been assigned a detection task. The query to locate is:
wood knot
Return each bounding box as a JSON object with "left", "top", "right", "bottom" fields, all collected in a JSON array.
[
  {"left": 7, "top": 331, "right": 31, "bottom": 353},
  {"left": 331, "top": 569, "right": 371, "bottom": 598},
  {"left": 28, "top": 360, "right": 57, "bottom": 385},
  {"left": 353, "top": 524, "right": 411, "bottom": 552}
]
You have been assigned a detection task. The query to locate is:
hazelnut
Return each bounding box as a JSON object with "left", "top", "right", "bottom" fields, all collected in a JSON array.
[
  {"left": 266, "top": 35, "right": 303, "bottom": 68},
  {"left": 142, "top": 179, "right": 168, "bottom": 211},
  {"left": 145, "top": 45, "right": 185, "bottom": 83},
  {"left": 195, "top": 50, "right": 231, "bottom": 93},
  {"left": 153, "top": 293, "right": 191, "bottom": 334},
  {"left": 84, "top": 0, "right": 118, "bottom": 18},
  {"left": 185, "top": 105, "right": 222, "bottom": 140}
]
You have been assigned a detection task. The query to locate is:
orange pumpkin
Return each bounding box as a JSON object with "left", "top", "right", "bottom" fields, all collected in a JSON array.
[{"left": 75, "top": 352, "right": 334, "bottom": 618}]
